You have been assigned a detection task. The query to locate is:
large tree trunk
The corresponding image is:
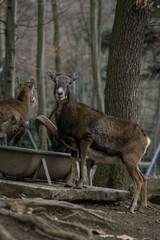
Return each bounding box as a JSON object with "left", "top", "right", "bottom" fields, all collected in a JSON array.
[
  {"left": 90, "top": 0, "right": 104, "bottom": 111},
  {"left": 4, "top": 0, "right": 17, "bottom": 98},
  {"left": 37, "top": 0, "right": 47, "bottom": 150},
  {"left": 93, "top": 0, "right": 147, "bottom": 190},
  {"left": 52, "top": 0, "right": 61, "bottom": 73}
]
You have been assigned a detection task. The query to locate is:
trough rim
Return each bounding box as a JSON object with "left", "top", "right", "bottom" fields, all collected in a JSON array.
[{"left": 0, "top": 145, "right": 71, "bottom": 157}]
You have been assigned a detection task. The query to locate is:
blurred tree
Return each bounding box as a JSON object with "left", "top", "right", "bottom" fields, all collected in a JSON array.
[
  {"left": 4, "top": 0, "right": 17, "bottom": 98},
  {"left": 93, "top": 0, "right": 147, "bottom": 190},
  {"left": 0, "top": 4, "right": 5, "bottom": 100},
  {"left": 52, "top": 0, "right": 61, "bottom": 73},
  {"left": 90, "top": 0, "right": 104, "bottom": 111},
  {"left": 37, "top": 0, "right": 47, "bottom": 150}
]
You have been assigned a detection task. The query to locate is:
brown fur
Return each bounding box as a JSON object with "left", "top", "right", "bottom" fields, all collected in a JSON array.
[
  {"left": 0, "top": 114, "right": 27, "bottom": 146},
  {"left": 0, "top": 79, "right": 36, "bottom": 121},
  {"left": 48, "top": 72, "right": 151, "bottom": 213},
  {"left": 0, "top": 79, "right": 36, "bottom": 146}
]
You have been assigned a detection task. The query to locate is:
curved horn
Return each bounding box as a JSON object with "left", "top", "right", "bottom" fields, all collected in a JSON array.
[
  {"left": 35, "top": 115, "right": 58, "bottom": 149},
  {"left": 35, "top": 115, "right": 58, "bottom": 137}
]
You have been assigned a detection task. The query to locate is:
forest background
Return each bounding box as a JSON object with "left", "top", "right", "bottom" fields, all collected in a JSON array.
[{"left": 0, "top": 0, "right": 160, "bottom": 188}]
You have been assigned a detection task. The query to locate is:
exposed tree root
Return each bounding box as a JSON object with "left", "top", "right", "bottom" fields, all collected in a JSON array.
[
  {"left": 148, "top": 202, "right": 160, "bottom": 212},
  {"left": 0, "top": 208, "right": 88, "bottom": 240},
  {"left": 0, "top": 224, "right": 17, "bottom": 240},
  {"left": 0, "top": 198, "right": 115, "bottom": 239},
  {"left": 45, "top": 213, "right": 93, "bottom": 238},
  {"left": 0, "top": 198, "right": 114, "bottom": 224}
]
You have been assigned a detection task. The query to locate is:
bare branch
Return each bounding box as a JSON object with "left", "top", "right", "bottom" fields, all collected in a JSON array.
[{"left": 17, "top": 8, "right": 68, "bottom": 28}]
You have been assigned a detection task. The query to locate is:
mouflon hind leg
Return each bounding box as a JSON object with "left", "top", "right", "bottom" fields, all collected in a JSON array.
[{"left": 122, "top": 154, "right": 144, "bottom": 213}]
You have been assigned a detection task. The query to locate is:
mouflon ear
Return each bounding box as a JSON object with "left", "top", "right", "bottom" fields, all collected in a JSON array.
[
  {"left": 66, "top": 73, "right": 79, "bottom": 85},
  {"left": 67, "top": 73, "right": 79, "bottom": 80},
  {"left": 17, "top": 77, "right": 21, "bottom": 87},
  {"left": 29, "top": 78, "right": 35, "bottom": 88},
  {"left": 47, "top": 72, "right": 56, "bottom": 82},
  {"left": 71, "top": 72, "right": 79, "bottom": 81}
]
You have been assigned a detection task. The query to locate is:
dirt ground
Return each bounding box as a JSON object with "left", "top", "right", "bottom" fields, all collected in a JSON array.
[{"left": 0, "top": 176, "right": 160, "bottom": 240}]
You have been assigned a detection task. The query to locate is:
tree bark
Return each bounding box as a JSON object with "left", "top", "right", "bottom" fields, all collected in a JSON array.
[
  {"left": 105, "top": 0, "right": 147, "bottom": 121},
  {"left": 93, "top": 0, "right": 147, "bottom": 190},
  {"left": 4, "top": 0, "right": 17, "bottom": 98}
]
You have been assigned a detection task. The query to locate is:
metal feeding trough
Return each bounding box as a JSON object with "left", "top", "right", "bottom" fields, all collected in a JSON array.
[{"left": 0, "top": 145, "right": 71, "bottom": 184}]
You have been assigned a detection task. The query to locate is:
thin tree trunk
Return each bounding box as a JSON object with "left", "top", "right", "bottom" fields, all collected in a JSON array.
[
  {"left": 37, "top": 0, "right": 47, "bottom": 150},
  {"left": 0, "top": 9, "right": 5, "bottom": 100},
  {"left": 52, "top": 0, "right": 61, "bottom": 73},
  {"left": 90, "top": 0, "right": 104, "bottom": 111},
  {"left": 93, "top": 0, "right": 147, "bottom": 190},
  {"left": 4, "top": 0, "right": 17, "bottom": 98},
  {"left": 152, "top": 78, "right": 160, "bottom": 173}
]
